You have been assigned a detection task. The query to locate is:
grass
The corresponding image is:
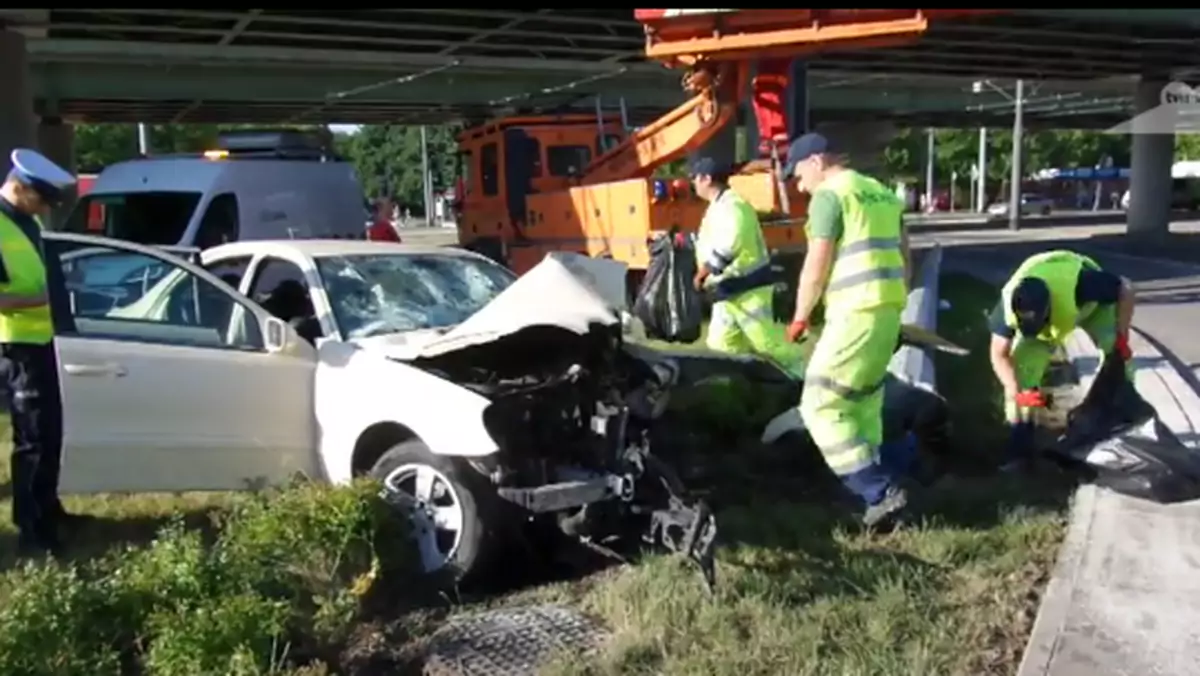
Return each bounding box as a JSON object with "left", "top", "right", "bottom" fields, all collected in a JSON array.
[{"left": 0, "top": 273, "right": 1073, "bottom": 674}]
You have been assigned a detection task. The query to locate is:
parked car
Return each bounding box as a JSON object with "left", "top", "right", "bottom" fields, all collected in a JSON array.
[{"left": 987, "top": 193, "right": 1054, "bottom": 217}]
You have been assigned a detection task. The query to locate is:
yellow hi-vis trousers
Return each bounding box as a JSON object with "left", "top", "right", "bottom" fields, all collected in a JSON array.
[
  {"left": 706, "top": 286, "right": 806, "bottom": 378},
  {"left": 800, "top": 306, "right": 902, "bottom": 478},
  {"left": 1005, "top": 304, "right": 1130, "bottom": 424}
]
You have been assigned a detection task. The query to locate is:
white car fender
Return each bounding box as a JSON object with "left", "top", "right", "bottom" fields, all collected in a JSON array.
[{"left": 314, "top": 341, "right": 497, "bottom": 484}]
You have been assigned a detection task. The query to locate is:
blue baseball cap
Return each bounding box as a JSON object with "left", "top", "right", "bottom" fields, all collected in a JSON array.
[
  {"left": 782, "top": 132, "right": 832, "bottom": 177},
  {"left": 7, "top": 149, "right": 76, "bottom": 205},
  {"left": 689, "top": 155, "right": 731, "bottom": 178}
]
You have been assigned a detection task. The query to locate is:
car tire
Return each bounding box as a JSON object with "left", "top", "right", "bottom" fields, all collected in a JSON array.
[
  {"left": 1041, "top": 206, "right": 1051, "bottom": 216},
  {"left": 370, "top": 440, "right": 501, "bottom": 583}
]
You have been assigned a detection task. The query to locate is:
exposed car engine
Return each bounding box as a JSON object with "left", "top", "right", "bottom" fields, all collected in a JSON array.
[{"left": 414, "top": 322, "right": 718, "bottom": 589}]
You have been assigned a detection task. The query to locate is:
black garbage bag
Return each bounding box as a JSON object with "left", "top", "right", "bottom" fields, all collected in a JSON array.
[
  {"left": 633, "top": 233, "right": 703, "bottom": 343},
  {"left": 1053, "top": 353, "right": 1200, "bottom": 503}
]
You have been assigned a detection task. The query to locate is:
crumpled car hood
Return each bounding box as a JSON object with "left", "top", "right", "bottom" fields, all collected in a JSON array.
[{"left": 390, "top": 253, "right": 627, "bottom": 361}]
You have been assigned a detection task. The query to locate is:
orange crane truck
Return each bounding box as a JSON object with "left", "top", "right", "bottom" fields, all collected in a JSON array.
[{"left": 455, "top": 10, "right": 1001, "bottom": 281}]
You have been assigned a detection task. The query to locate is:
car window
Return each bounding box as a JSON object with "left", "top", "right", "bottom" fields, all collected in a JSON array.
[
  {"left": 63, "top": 191, "right": 202, "bottom": 245},
  {"left": 194, "top": 193, "right": 240, "bottom": 249},
  {"left": 314, "top": 253, "right": 515, "bottom": 339},
  {"left": 547, "top": 145, "right": 592, "bottom": 177},
  {"left": 204, "top": 256, "right": 253, "bottom": 293},
  {"left": 46, "top": 239, "right": 263, "bottom": 350},
  {"left": 247, "top": 257, "right": 320, "bottom": 331}
]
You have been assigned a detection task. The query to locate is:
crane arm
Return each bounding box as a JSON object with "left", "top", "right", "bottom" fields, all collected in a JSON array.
[
  {"left": 580, "top": 62, "right": 746, "bottom": 187},
  {"left": 579, "top": 9, "right": 1006, "bottom": 184}
]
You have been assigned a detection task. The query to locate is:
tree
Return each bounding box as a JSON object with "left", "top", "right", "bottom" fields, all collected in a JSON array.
[{"left": 336, "top": 125, "right": 460, "bottom": 209}]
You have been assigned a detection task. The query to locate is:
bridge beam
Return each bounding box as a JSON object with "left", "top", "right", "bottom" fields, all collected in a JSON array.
[{"left": 0, "top": 31, "right": 35, "bottom": 175}]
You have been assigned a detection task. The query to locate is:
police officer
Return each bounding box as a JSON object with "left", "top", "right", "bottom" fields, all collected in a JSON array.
[
  {"left": 988, "top": 250, "right": 1135, "bottom": 470},
  {"left": 690, "top": 156, "right": 805, "bottom": 377},
  {"left": 0, "top": 149, "right": 77, "bottom": 554},
  {"left": 782, "top": 133, "right": 912, "bottom": 530}
]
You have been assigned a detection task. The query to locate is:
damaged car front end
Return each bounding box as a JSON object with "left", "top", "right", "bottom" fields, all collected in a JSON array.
[{"left": 401, "top": 256, "right": 718, "bottom": 588}]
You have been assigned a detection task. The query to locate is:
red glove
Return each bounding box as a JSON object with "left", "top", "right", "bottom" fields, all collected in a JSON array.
[
  {"left": 1014, "top": 389, "right": 1048, "bottom": 408},
  {"left": 786, "top": 320, "right": 808, "bottom": 343},
  {"left": 1114, "top": 333, "right": 1132, "bottom": 361}
]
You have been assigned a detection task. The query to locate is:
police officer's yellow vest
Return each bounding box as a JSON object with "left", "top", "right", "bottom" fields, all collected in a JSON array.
[
  {"left": 820, "top": 169, "right": 908, "bottom": 313},
  {"left": 1000, "top": 250, "right": 1101, "bottom": 344},
  {"left": 701, "top": 188, "right": 769, "bottom": 278},
  {"left": 0, "top": 211, "right": 53, "bottom": 345}
]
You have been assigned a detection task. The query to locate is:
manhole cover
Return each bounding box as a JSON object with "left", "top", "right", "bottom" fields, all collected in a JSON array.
[{"left": 422, "top": 604, "right": 610, "bottom": 676}]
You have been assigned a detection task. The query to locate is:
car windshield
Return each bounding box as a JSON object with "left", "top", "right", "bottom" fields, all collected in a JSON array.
[
  {"left": 64, "top": 191, "right": 202, "bottom": 245},
  {"left": 315, "top": 253, "right": 516, "bottom": 339}
]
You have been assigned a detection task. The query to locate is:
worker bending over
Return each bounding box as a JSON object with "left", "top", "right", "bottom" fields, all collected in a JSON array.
[
  {"left": 989, "top": 250, "right": 1135, "bottom": 469},
  {"left": 690, "top": 156, "right": 805, "bottom": 378},
  {"left": 783, "top": 133, "right": 912, "bottom": 529}
]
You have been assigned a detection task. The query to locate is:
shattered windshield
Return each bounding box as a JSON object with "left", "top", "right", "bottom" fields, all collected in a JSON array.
[{"left": 315, "top": 253, "right": 516, "bottom": 339}]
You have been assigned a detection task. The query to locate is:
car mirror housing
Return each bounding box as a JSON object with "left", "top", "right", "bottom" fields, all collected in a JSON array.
[{"left": 264, "top": 316, "right": 289, "bottom": 353}]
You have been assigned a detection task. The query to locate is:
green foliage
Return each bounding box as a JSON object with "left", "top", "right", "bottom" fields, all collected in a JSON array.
[
  {"left": 0, "top": 480, "right": 412, "bottom": 676},
  {"left": 334, "top": 125, "right": 460, "bottom": 206}
]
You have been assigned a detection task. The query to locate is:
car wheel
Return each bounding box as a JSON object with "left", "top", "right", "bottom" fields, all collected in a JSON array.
[
  {"left": 370, "top": 440, "right": 500, "bottom": 583},
  {"left": 1041, "top": 206, "right": 1051, "bottom": 216}
]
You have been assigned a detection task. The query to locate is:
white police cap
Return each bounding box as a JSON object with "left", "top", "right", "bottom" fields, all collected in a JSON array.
[{"left": 10, "top": 149, "right": 76, "bottom": 190}]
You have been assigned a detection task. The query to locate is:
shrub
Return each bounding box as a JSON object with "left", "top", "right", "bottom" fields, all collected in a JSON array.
[{"left": 0, "top": 479, "right": 413, "bottom": 675}]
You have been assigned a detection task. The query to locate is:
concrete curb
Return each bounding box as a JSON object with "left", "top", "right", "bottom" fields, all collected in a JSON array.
[{"left": 1016, "top": 325, "right": 1200, "bottom": 676}]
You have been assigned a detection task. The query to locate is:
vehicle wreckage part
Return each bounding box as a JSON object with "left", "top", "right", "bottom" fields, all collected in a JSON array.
[
  {"left": 422, "top": 604, "right": 611, "bottom": 676},
  {"left": 496, "top": 475, "right": 629, "bottom": 513},
  {"left": 371, "top": 440, "right": 497, "bottom": 581}
]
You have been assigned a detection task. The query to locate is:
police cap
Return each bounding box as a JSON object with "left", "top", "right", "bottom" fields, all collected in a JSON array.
[{"left": 7, "top": 149, "right": 76, "bottom": 206}]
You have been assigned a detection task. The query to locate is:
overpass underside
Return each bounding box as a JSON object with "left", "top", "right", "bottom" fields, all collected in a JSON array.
[{"left": 2, "top": 9, "right": 1199, "bottom": 238}]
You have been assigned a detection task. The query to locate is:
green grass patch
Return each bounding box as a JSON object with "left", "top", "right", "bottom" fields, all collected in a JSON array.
[{"left": 0, "top": 280, "right": 1071, "bottom": 673}]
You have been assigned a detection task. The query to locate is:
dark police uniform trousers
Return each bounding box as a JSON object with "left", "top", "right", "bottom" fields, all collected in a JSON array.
[{"left": 0, "top": 197, "right": 65, "bottom": 542}]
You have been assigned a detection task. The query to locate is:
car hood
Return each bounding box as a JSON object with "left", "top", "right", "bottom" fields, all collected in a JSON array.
[{"left": 380, "top": 253, "right": 627, "bottom": 361}]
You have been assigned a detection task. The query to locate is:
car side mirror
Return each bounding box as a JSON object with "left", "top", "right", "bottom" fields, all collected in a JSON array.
[{"left": 264, "top": 316, "right": 289, "bottom": 353}]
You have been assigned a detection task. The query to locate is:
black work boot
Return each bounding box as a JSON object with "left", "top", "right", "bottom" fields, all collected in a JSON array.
[
  {"left": 862, "top": 484, "right": 909, "bottom": 533},
  {"left": 17, "top": 528, "right": 63, "bottom": 558}
]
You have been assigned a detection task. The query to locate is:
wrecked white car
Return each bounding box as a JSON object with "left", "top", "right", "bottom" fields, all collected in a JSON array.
[{"left": 48, "top": 233, "right": 715, "bottom": 584}]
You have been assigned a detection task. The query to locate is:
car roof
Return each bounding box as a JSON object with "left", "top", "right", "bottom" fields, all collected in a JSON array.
[{"left": 202, "top": 239, "right": 479, "bottom": 260}]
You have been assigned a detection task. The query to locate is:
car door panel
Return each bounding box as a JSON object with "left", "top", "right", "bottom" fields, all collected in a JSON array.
[{"left": 44, "top": 235, "right": 321, "bottom": 495}]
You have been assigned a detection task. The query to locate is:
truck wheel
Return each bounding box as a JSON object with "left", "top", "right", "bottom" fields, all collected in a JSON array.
[{"left": 370, "top": 440, "right": 500, "bottom": 583}]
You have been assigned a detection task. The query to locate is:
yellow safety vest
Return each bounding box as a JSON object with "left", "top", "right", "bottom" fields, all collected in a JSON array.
[
  {"left": 0, "top": 211, "right": 53, "bottom": 345},
  {"left": 697, "top": 188, "right": 769, "bottom": 279},
  {"left": 820, "top": 170, "right": 908, "bottom": 313},
  {"left": 1001, "top": 250, "right": 1101, "bottom": 344}
]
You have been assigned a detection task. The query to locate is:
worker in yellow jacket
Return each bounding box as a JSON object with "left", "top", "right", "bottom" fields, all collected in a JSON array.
[
  {"left": 690, "top": 156, "right": 805, "bottom": 378},
  {"left": 783, "top": 133, "right": 912, "bottom": 530},
  {"left": 0, "top": 149, "right": 79, "bottom": 555},
  {"left": 989, "top": 250, "right": 1135, "bottom": 470}
]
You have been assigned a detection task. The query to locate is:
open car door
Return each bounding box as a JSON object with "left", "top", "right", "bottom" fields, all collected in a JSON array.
[{"left": 43, "top": 232, "right": 321, "bottom": 494}]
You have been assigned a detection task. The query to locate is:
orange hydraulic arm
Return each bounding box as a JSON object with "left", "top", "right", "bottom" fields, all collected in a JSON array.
[{"left": 580, "top": 9, "right": 1005, "bottom": 183}]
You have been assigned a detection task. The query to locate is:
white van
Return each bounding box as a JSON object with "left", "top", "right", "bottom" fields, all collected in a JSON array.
[{"left": 64, "top": 130, "right": 369, "bottom": 249}]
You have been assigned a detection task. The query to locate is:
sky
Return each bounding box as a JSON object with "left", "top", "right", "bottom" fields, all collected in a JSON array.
[{"left": 329, "top": 124, "right": 362, "bottom": 135}]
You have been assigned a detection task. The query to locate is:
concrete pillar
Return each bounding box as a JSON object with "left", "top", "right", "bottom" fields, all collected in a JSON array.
[
  {"left": 0, "top": 30, "right": 36, "bottom": 176},
  {"left": 37, "top": 117, "right": 77, "bottom": 226},
  {"left": 1127, "top": 76, "right": 1174, "bottom": 240},
  {"left": 37, "top": 117, "right": 75, "bottom": 174}
]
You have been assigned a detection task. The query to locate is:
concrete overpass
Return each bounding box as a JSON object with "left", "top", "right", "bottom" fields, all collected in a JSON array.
[{"left": 3, "top": 9, "right": 1200, "bottom": 237}]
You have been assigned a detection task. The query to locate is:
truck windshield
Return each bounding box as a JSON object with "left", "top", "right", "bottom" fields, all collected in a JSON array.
[
  {"left": 64, "top": 192, "right": 202, "bottom": 245},
  {"left": 315, "top": 253, "right": 516, "bottom": 339}
]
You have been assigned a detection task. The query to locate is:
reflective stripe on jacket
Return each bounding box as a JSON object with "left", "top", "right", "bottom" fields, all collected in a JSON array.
[{"left": 821, "top": 170, "right": 907, "bottom": 314}]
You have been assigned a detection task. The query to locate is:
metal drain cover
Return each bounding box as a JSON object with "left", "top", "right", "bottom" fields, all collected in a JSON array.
[{"left": 422, "top": 604, "right": 610, "bottom": 676}]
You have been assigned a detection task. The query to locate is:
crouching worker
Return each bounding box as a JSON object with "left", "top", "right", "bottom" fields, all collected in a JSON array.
[
  {"left": 782, "top": 133, "right": 912, "bottom": 530},
  {"left": 690, "top": 156, "right": 805, "bottom": 378},
  {"left": 989, "top": 250, "right": 1135, "bottom": 471}
]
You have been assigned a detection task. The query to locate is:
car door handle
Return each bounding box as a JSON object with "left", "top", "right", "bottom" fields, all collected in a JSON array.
[{"left": 63, "top": 363, "right": 128, "bottom": 378}]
